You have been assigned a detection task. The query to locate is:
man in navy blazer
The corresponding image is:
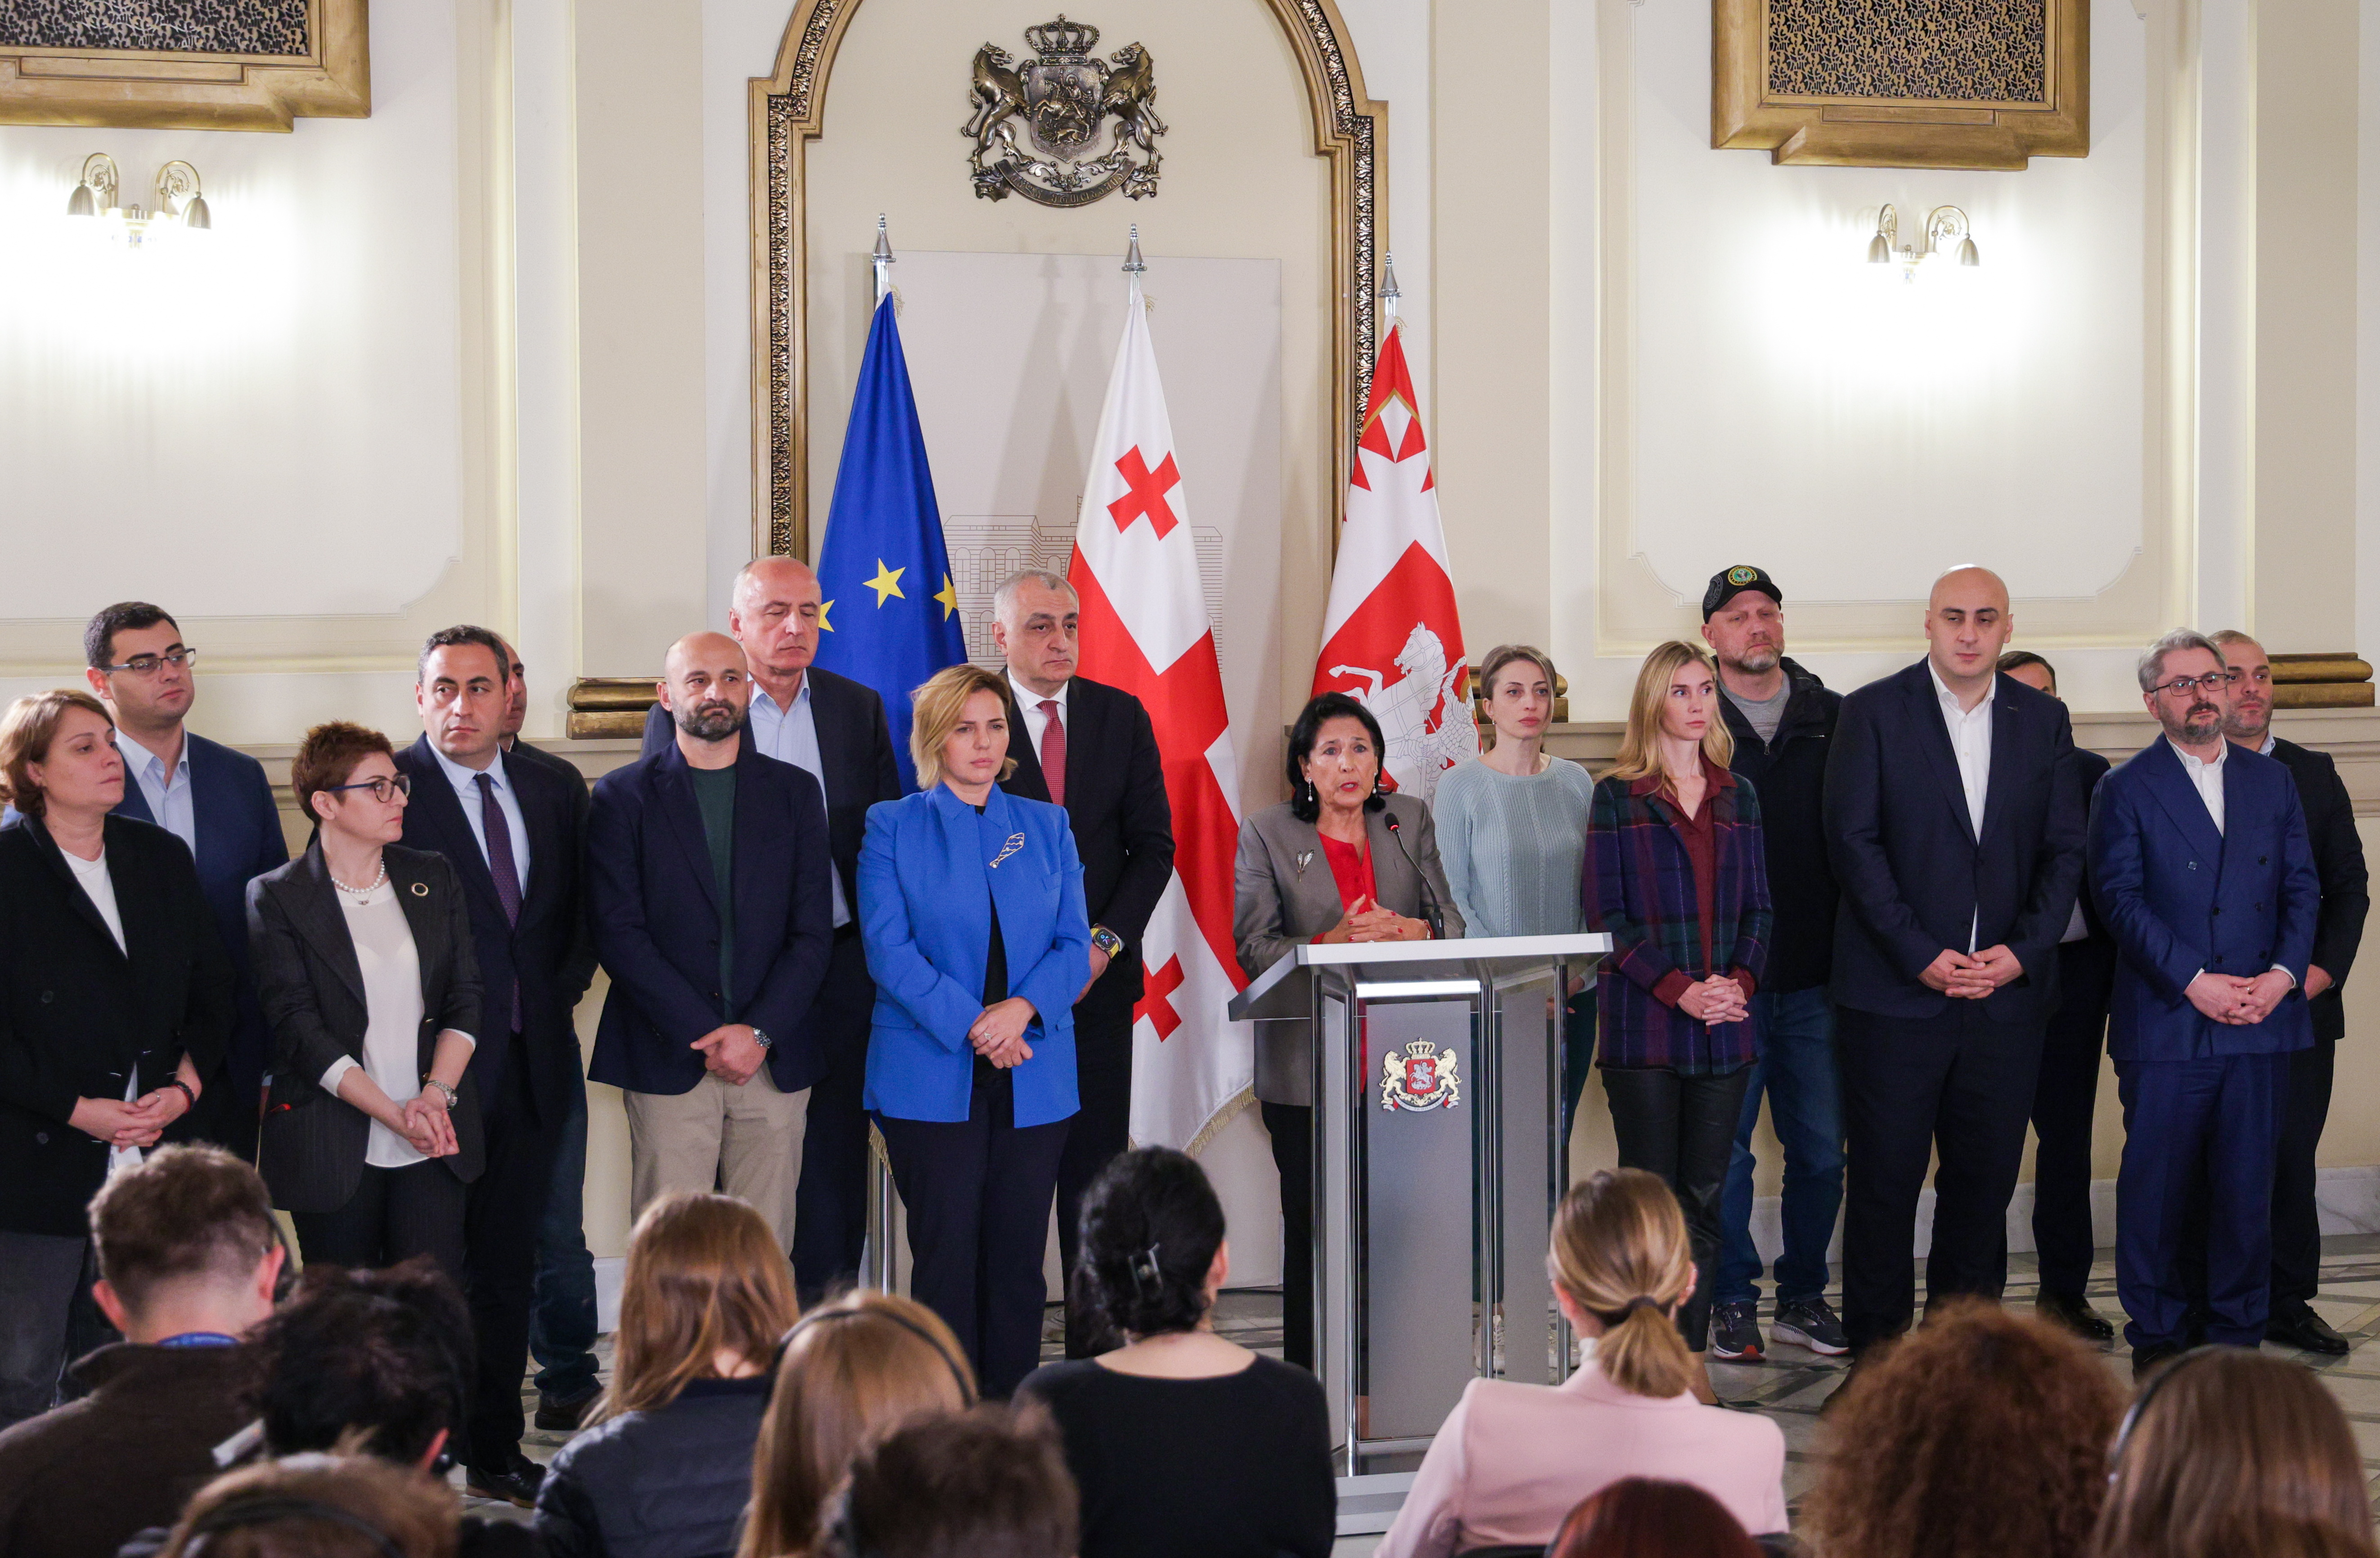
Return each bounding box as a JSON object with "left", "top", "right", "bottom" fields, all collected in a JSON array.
[
  {"left": 83, "top": 602, "right": 289, "bottom": 1160},
  {"left": 392, "top": 626, "right": 598, "bottom": 1502},
  {"left": 594, "top": 632, "right": 835, "bottom": 1258},
  {"left": 638, "top": 557, "right": 902, "bottom": 1299},
  {"left": 1823, "top": 567, "right": 2088, "bottom": 1354},
  {"left": 2092, "top": 630, "right": 2319, "bottom": 1370}
]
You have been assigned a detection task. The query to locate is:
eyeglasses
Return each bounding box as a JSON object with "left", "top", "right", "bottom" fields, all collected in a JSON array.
[
  {"left": 323, "top": 773, "right": 412, "bottom": 803},
  {"left": 2150, "top": 671, "right": 2237, "bottom": 698},
  {"left": 103, "top": 648, "right": 198, "bottom": 676}
]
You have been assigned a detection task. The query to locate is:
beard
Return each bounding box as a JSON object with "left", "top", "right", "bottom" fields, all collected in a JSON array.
[
  {"left": 2164, "top": 702, "right": 2223, "bottom": 745},
  {"left": 1723, "top": 642, "right": 1780, "bottom": 677},
  {"left": 676, "top": 700, "right": 744, "bottom": 742},
  {"left": 2222, "top": 699, "right": 2271, "bottom": 742}
]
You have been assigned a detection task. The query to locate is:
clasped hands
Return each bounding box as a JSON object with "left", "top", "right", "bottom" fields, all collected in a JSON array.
[
  {"left": 1317, "top": 895, "right": 1429, "bottom": 945},
  {"left": 67, "top": 1081, "right": 195, "bottom": 1150},
  {"left": 2186, "top": 968, "right": 2297, "bottom": 1026},
  {"left": 970, "top": 997, "right": 1037, "bottom": 1070},
  {"left": 1677, "top": 976, "right": 1750, "bottom": 1025},
  {"left": 1918, "top": 945, "right": 2027, "bottom": 1001},
  {"left": 394, "top": 1088, "right": 460, "bottom": 1158},
  {"left": 692, "top": 1024, "right": 769, "bottom": 1086}
]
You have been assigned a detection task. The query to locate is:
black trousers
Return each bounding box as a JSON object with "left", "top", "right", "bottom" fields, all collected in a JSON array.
[
  {"left": 1838, "top": 1003, "right": 2045, "bottom": 1352},
  {"left": 876, "top": 1071, "right": 1069, "bottom": 1399},
  {"left": 1261, "top": 1101, "right": 1314, "bottom": 1372},
  {"left": 793, "top": 932, "right": 877, "bottom": 1303},
  {"left": 1057, "top": 997, "right": 1135, "bottom": 1357},
  {"left": 461, "top": 1037, "right": 561, "bottom": 1476},
  {"left": 1601, "top": 1065, "right": 1754, "bottom": 1352},
  {"left": 2271, "top": 1037, "right": 2335, "bottom": 1316},
  {"left": 2029, "top": 940, "right": 2116, "bottom": 1299},
  {"left": 290, "top": 1159, "right": 469, "bottom": 1281}
]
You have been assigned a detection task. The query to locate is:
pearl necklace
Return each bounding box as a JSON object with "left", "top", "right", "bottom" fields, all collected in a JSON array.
[{"left": 331, "top": 860, "right": 388, "bottom": 898}]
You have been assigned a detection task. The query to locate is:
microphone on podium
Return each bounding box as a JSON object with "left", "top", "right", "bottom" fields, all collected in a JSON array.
[{"left": 1382, "top": 812, "right": 1443, "bottom": 940}]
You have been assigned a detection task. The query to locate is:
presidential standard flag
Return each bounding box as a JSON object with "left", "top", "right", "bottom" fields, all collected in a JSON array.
[
  {"left": 1069, "top": 261, "right": 1253, "bottom": 1152},
  {"left": 814, "top": 291, "right": 968, "bottom": 791}
]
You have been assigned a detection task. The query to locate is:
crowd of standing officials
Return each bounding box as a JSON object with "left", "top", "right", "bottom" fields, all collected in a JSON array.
[{"left": 0, "top": 552, "right": 2370, "bottom": 1547}]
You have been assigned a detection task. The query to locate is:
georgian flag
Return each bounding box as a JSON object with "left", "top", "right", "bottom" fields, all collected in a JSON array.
[
  {"left": 1311, "top": 322, "right": 1477, "bottom": 800},
  {"left": 1069, "top": 270, "right": 1253, "bottom": 1151}
]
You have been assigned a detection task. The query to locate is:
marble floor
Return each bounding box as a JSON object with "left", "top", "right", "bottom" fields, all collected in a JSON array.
[{"left": 472, "top": 1237, "right": 2380, "bottom": 1554}]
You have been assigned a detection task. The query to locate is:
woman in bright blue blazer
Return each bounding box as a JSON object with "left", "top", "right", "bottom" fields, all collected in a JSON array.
[{"left": 859, "top": 663, "right": 1088, "bottom": 1396}]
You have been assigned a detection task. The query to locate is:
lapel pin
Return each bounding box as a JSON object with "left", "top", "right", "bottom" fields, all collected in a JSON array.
[
  {"left": 989, "top": 833, "right": 1026, "bottom": 869},
  {"left": 410, "top": 881, "right": 429, "bottom": 896},
  {"left": 1296, "top": 851, "right": 1314, "bottom": 874}
]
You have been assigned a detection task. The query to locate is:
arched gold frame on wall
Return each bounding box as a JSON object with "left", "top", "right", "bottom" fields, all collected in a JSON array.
[{"left": 748, "top": 0, "right": 1387, "bottom": 558}]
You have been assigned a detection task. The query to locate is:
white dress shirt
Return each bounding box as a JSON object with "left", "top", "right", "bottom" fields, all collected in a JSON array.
[
  {"left": 429, "top": 744, "right": 531, "bottom": 886},
  {"left": 1930, "top": 664, "right": 1994, "bottom": 952},
  {"left": 1009, "top": 672, "right": 1070, "bottom": 763},
  {"left": 117, "top": 727, "right": 195, "bottom": 857},
  {"left": 748, "top": 675, "right": 849, "bottom": 927},
  {"left": 64, "top": 847, "right": 142, "bottom": 1174}
]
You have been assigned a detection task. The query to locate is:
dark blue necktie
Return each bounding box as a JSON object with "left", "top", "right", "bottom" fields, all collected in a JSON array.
[{"left": 476, "top": 772, "right": 524, "bottom": 1033}]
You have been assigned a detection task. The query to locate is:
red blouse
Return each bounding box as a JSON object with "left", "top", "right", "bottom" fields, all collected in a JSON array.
[{"left": 1319, "top": 833, "right": 1379, "bottom": 912}]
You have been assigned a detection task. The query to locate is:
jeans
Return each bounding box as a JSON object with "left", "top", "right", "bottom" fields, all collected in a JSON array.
[
  {"left": 530, "top": 1076, "right": 600, "bottom": 1402},
  {"left": 0, "top": 1231, "right": 95, "bottom": 1430},
  {"left": 1715, "top": 988, "right": 1845, "bottom": 1307},
  {"left": 1602, "top": 1064, "right": 1755, "bottom": 1352}
]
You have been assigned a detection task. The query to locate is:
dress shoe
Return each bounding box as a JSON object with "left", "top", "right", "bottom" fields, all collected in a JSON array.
[
  {"left": 534, "top": 1384, "right": 601, "bottom": 1432},
  {"left": 2131, "top": 1343, "right": 2186, "bottom": 1382},
  {"left": 2035, "top": 1289, "right": 2115, "bottom": 1343},
  {"left": 2268, "top": 1307, "right": 2353, "bottom": 1356},
  {"left": 464, "top": 1455, "right": 546, "bottom": 1509}
]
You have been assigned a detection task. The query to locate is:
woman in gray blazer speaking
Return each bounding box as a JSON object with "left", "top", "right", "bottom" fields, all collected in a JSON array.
[
  {"left": 249, "top": 721, "right": 482, "bottom": 1280},
  {"left": 1233, "top": 691, "right": 1461, "bottom": 1370}
]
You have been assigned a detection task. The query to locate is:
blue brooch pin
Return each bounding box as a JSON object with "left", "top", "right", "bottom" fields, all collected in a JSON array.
[{"left": 989, "top": 833, "right": 1026, "bottom": 869}]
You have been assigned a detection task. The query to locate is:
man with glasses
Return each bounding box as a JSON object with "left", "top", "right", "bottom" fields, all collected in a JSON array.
[
  {"left": 81, "top": 603, "right": 287, "bottom": 1159},
  {"left": 2090, "top": 629, "right": 2320, "bottom": 1375}
]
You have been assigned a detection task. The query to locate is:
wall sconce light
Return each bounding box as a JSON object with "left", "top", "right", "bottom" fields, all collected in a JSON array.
[
  {"left": 1866, "top": 204, "right": 1978, "bottom": 281},
  {"left": 65, "top": 152, "right": 211, "bottom": 247}
]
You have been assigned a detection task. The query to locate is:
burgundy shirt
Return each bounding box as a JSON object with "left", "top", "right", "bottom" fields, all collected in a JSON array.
[{"left": 1650, "top": 785, "right": 1756, "bottom": 1010}]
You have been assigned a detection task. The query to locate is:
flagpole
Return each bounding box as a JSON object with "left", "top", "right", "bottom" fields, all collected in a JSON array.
[
  {"left": 1380, "top": 247, "right": 1401, "bottom": 332},
  {"left": 872, "top": 213, "right": 894, "bottom": 306}
]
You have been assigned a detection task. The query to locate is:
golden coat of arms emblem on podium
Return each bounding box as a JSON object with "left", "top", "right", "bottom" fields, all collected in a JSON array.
[{"left": 1380, "top": 1040, "right": 1460, "bottom": 1112}]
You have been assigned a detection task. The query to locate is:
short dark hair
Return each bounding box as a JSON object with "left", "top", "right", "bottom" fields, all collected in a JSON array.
[
  {"left": 416, "top": 625, "right": 508, "bottom": 688},
  {"left": 823, "top": 1406, "right": 1078, "bottom": 1558},
  {"left": 85, "top": 602, "right": 180, "bottom": 671},
  {"left": 1072, "top": 1147, "right": 1226, "bottom": 1344},
  {"left": 290, "top": 721, "right": 397, "bottom": 826},
  {"left": 1285, "top": 692, "right": 1388, "bottom": 823},
  {"left": 89, "top": 1145, "right": 278, "bottom": 1317},
  {"left": 161, "top": 1454, "right": 458, "bottom": 1558},
  {"left": 1996, "top": 649, "right": 2056, "bottom": 686},
  {"left": 245, "top": 1258, "right": 473, "bottom": 1467}
]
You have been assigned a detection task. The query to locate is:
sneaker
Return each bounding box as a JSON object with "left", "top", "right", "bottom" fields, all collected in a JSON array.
[
  {"left": 1771, "top": 1296, "right": 1850, "bottom": 1356},
  {"left": 1708, "top": 1298, "right": 1764, "bottom": 1361}
]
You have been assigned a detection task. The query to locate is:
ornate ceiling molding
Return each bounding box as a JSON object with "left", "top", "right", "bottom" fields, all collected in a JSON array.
[{"left": 0, "top": 0, "right": 368, "bottom": 132}]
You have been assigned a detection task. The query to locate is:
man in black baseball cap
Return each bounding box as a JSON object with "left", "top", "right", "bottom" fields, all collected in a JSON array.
[{"left": 1696, "top": 564, "right": 1850, "bottom": 1363}]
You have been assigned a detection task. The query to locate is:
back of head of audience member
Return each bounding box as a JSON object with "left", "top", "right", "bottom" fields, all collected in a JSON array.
[
  {"left": 601, "top": 1192, "right": 802, "bottom": 1424},
  {"left": 245, "top": 1258, "right": 473, "bottom": 1468},
  {"left": 88, "top": 1143, "right": 284, "bottom": 1344},
  {"left": 2091, "top": 1348, "right": 2380, "bottom": 1558},
  {"left": 819, "top": 1405, "right": 1078, "bottom": 1558},
  {"left": 1546, "top": 1478, "right": 1758, "bottom": 1558},
  {"left": 1547, "top": 1169, "right": 1697, "bottom": 1399},
  {"left": 1807, "top": 1298, "right": 2125, "bottom": 1558},
  {"left": 0, "top": 687, "right": 117, "bottom": 819},
  {"left": 160, "top": 1454, "right": 458, "bottom": 1558},
  {"left": 1074, "top": 1146, "right": 1228, "bottom": 1346},
  {"left": 741, "top": 1290, "right": 976, "bottom": 1558}
]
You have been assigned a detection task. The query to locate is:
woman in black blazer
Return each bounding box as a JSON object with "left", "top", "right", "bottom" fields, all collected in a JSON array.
[
  {"left": 0, "top": 690, "right": 231, "bottom": 1429},
  {"left": 249, "top": 722, "right": 482, "bottom": 1279}
]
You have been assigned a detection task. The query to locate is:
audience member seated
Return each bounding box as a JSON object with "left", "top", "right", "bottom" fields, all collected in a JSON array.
[
  {"left": 155, "top": 1453, "right": 458, "bottom": 1558},
  {"left": 1546, "top": 1478, "right": 1760, "bottom": 1558},
  {"left": 1806, "top": 1298, "right": 2123, "bottom": 1558},
  {"left": 740, "top": 1289, "right": 977, "bottom": 1558},
  {"left": 817, "top": 1405, "right": 1078, "bottom": 1558},
  {"left": 534, "top": 1193, "right": 802, "bottom": 1558},
  {"left": 0, "top": 1145, "right": 283, "bottom": 1558},
  {"left": 2089, "top": 1348, "right": 2380, "bottom": 1558},
  {"left": 1018, "top": 1146, "right": 1334, "bottom": 1558},
  {"left": 1375, "top": 1169, "right": 1787, "bottom": 1558}
]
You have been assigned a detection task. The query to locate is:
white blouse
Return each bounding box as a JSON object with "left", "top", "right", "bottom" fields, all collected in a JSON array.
[
  {"left": 64, "top": 847, "right": 142, "bottom": 1175},
  {"left": 318, "top": 881, "right": 446, "bottom": 1168}
]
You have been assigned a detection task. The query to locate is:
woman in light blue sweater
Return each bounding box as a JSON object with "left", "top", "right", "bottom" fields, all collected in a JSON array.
[{"left": 1434, "top": 645, "right": 1597, "bottom": 1135}]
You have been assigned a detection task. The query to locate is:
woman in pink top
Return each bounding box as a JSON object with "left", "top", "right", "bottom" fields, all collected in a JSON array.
[{"left": 1374, "top": 1170, "right": 1788, "bottom": 1558}]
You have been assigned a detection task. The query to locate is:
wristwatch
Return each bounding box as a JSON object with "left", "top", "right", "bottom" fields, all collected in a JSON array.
[
  {"left": 752, "top": 1028, "right": 774, "bottom": 1050},
  {"left": 1089, "top": 926, "right": 1125, "bottom": 961},
  {"left": 422, "top": 1077, "right": 459, "bottom": 1110}
]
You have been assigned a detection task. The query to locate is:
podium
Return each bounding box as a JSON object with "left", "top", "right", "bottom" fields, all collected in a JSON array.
[{"left": 1227, "top": 933, "right": 1609, "bottom": 1475}]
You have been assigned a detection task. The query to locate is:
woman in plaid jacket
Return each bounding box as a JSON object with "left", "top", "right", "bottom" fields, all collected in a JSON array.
[{"left": 1584, "top": 640, "right": 1771, "bottom": 1381}]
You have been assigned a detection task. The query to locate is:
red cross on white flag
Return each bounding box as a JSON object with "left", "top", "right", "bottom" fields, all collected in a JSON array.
[
  {"left": 1069, "top": 269, "right": 1252, "bottom": 1151},
  {"left": 1311, "top": 321, "right": 1477, "bottom": 800}
]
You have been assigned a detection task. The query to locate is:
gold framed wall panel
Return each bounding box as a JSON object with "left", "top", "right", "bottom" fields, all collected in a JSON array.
[
  {"left": 1597, "top": 0, "right": 2192, "bottom": 655},
  {"left": 0, "top": 0, "right": 368, "bottom": 132},
  {"left": 747, "top": 0, "right": 1384, "bottom": 560},
  {"left": 1712, "top": 0, "right": 2087, "bottom": 169}
]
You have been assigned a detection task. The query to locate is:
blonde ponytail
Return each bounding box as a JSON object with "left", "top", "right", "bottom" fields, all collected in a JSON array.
[{"left": 1549, "top": 1169, "right": 1696, "bottom": 1399}]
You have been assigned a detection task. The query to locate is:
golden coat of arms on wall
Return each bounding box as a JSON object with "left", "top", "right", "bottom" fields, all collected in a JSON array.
[{"left": 964, "top": 15, "right": 1166, "bottom": 207}]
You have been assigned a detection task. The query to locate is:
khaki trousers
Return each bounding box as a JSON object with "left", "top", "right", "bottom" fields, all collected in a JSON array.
[{"left": 624, "top": 1068, "right": 809, "bottom": 1251}]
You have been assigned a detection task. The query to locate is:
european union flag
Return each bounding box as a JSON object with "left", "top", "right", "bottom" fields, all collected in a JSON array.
[{"left": 814, "top": 293, "right": 969, "bottom": 792}]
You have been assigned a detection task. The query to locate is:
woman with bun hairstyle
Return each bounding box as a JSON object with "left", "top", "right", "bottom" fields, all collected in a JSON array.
[
  {"left": 1374, "top": 1169, "right": 1786, "bottom": 1558},
  {"left": 1018, "top": 1147, "right": 1334, "bottom": 1558}
]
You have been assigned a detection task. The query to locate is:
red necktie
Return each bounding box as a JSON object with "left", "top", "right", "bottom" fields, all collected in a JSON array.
[{"left": 1039, "top": 700, "right": 1066, "bottom": 806}]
